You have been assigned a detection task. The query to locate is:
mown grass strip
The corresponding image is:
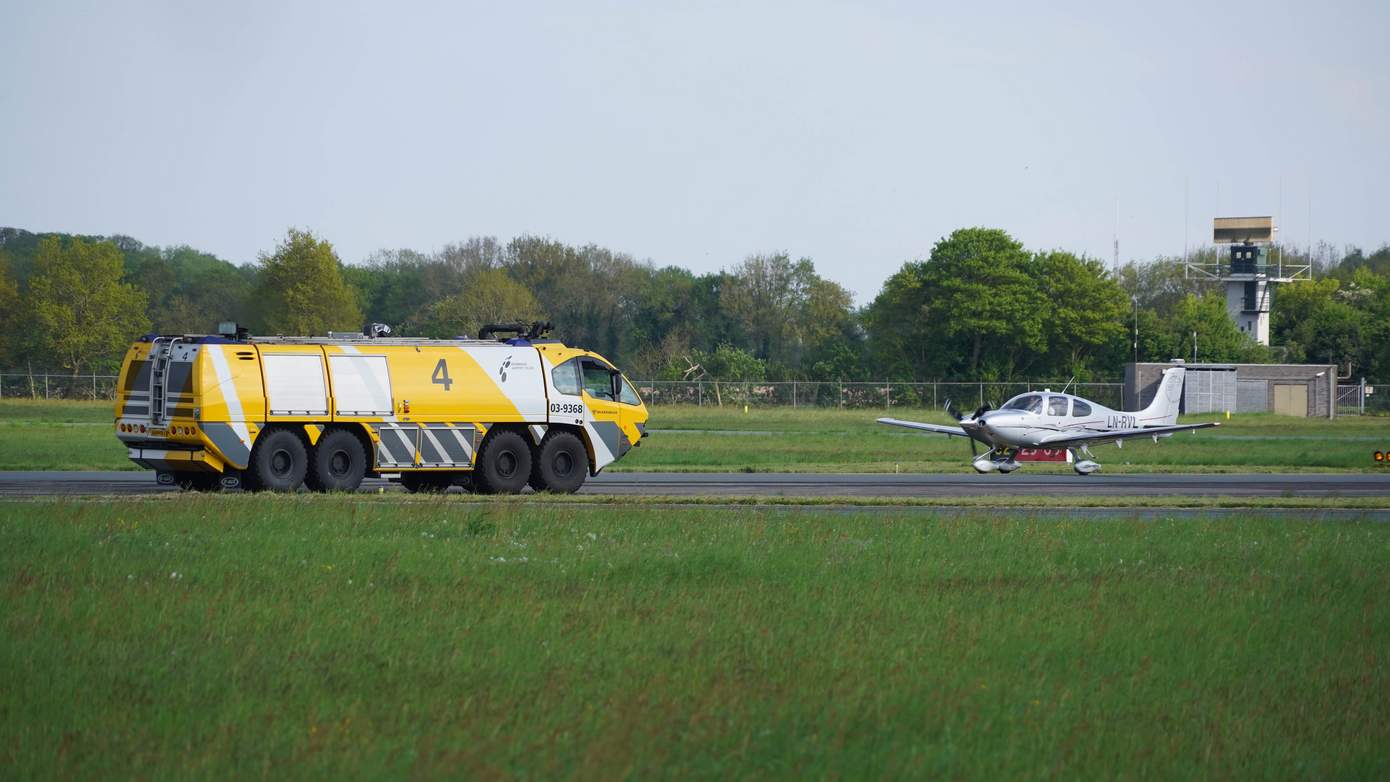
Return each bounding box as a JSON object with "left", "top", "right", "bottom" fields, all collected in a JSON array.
[
  {"left": 8, "top": 492, "right": 1390, "bottom": 511},
  {"left": 2, "top": 497, "right": 1387, "bottom": 778},
  {"left": 5, "top": 400, "right": 1390, "bottom": 473}
]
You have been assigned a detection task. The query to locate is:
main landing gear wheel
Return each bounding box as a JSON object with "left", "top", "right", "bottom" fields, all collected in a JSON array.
[
  {"left": 473, "top": 429, "right": 533, "bottom": 495},
  {"left": 307, "top": 429, "right": 368, "bottom": 492},
  {"left": 247, "top": 428, "right": 308, "bottom": 492},
  {"left": 400, "top": 473, "right": 455, "bottom": 493},
  {"left": 529, "top": 431, "right": 588, "bottom": 493}
]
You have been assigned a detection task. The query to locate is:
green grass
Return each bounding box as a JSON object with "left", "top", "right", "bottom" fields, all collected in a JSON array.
[
  {"left": 342, "top": 492, "right": 1390, "bottom": 511},
  {"left": 0, "top": 400, "right": 123, "bottom": 470},
  {"left": 3, "top": 399, "right": 1390, "bottom": 473},
  {"left": 618, "top": 405, "right": 1390, "bottom": 473},
  {"left": 2, "top": 497, "right": 1388, "bottom": 778}
]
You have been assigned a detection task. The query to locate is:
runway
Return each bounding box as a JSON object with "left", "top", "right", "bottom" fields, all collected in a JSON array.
[{"left": 1, "top": 470, "right": 1388, "bottom": 498}]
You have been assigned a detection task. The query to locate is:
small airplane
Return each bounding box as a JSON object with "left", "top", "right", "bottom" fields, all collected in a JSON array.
[{"left": 877, "top": 362, "right": 1219, "bottom": 475}]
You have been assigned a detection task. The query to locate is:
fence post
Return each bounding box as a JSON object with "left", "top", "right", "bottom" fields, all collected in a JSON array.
[
  {"left": 45, "top": 374, "right": 50, "bottom": 399},
  {"left": 792, "top": 381, "right": 797, "bottom": 408},
  {"left": 978, "top": 382, "right": 983, "bottom": 407},
  {"left": 698, "top": 381, "right": 703, "bottom": 407},
  {"left": 93, "top": 372, "right": 97, "bottom": 399},
  {"left": 839, "top": 381, "right": 844, "bottom": 409},
  {"left": 933, "top": 382, "right": 937, "bottom": 410}
]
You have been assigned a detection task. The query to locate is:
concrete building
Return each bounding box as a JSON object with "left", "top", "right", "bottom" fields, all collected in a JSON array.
[{"left": 1124, "top": 361, "right": 1337, "bottom": 418}]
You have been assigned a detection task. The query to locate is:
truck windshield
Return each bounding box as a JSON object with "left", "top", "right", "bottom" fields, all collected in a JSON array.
[{"left": 619, "top": 377, "right": 641, "bottom": 406}]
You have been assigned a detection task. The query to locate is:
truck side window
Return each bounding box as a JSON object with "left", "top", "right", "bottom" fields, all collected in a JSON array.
[
  {"left": 619, "top": 377, "right": 641, "bottom": 406},
  {"left": 552, "top": 359, "right": 582, "bottom": 395},
  {"left": 581, "top": 361, "right": 616, "bottom": 401}
]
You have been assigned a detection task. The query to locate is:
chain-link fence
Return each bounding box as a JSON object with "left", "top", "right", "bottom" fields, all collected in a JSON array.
[
  {"left": 1337, "top": 381, "right": 1389, "bottom": 416},
  {"left": 1, "top": 372, "right": 120, "bottom": 400},
  {"left": 7, "top": 371, "right": 1384, "bottom": 415},
  {"left": 632, "top": 380, "right": 1125, "bottom": 410}
]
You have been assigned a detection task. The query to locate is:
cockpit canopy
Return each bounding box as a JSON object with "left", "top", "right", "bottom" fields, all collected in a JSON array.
[{"left": 999, "top": 393, "right": 1093, "bottom": 418}]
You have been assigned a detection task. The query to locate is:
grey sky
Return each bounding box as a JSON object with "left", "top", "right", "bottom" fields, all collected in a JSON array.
[{"left": 3, "top": 0, "right": 1386, "bottom": 302}]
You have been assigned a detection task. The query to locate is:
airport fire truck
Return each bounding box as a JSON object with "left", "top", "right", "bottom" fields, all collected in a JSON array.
[{"left": 113, "top": 322, "right": 648, "bottom": 493}]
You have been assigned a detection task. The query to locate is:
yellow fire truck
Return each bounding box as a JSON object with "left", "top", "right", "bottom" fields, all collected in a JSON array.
[{"left": 113, "top": 323, "right": 648, "bottom": 493}]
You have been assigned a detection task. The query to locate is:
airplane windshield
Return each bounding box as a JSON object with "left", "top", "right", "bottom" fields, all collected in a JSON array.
[{"left": 1001, "top": 394, "right": 1043, "bottom": 413}]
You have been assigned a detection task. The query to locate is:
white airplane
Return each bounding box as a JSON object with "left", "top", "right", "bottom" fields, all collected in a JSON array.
[{"left": 878, "top": 363, "right": 1219, "bottom": 475}]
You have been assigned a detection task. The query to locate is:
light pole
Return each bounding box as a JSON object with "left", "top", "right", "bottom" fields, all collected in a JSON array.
[{"left": 1131, "top": 296, "right": 1139, "bottom": 365}]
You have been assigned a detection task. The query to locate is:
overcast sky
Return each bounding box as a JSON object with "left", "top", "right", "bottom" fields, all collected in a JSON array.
[{"left": 2, "top": 0, "right": 1386, "bottom": 302}]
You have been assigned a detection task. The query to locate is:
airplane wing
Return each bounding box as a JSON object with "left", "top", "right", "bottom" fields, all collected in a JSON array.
[
  {"left": 1036, "top": 422, "right": 1220, "bottom": 448},
  {"left": 876, "top": 417, "right": 971, "bottom": 438}
]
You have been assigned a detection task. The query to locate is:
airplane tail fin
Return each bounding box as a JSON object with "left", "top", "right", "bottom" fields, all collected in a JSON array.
[{"left": 1140, "top": 365, "right": 1186, "bottom": 425}]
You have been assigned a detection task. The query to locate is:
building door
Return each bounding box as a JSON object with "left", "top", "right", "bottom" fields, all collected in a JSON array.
[{"left": 1273, "top": 384, "right": 1308, "bottom": 417}]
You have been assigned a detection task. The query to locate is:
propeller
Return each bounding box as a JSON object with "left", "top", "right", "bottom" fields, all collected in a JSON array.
[
  {"left": 945, "top": 399, "right": 986, "bottom": 457},
  {"left": 971, "top": 403, "right": 991, "bottom": 420},
  {"left": 945, "top": 399, "right": 962, "bottom": 421}
]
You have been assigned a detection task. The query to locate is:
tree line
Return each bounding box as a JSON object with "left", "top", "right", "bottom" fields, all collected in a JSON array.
[{"left": 1, "top": 225, "right": 1387, "bottom": 382}]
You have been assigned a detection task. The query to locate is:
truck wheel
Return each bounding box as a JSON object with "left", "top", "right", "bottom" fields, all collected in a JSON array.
[
  {"left": 473, "top": 429, "right": 532, "bottom": 494},
  {"left": 248, "top": 428, "right": 307, "bottom": 492},
  {"left": 400, "top": 473, "right": 454, "bottom": 493},
  {"left": 529, "top": 431, "right": 588, "bottom": 493},
  {"left": 309, "top": 429, "right": 367, "bottom": 492}
]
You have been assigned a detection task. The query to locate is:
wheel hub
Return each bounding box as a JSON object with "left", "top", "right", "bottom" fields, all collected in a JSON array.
[
  {"left": 271, "top": 449, "right": 292, "bottom": 475},
  {"left": 497, "top": 451, "right": 516, "bottom": 477}
]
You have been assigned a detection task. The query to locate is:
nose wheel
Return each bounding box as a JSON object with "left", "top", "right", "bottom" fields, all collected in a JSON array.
[{"left": 974, "top": 448, "right": 1021, "bottom": 474}]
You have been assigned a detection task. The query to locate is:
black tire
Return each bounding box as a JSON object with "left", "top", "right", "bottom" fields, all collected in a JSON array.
[
  {"left": 473, "top": 429, "right": 533, "bottom": 495},
  {"left": 400, "top": 472, "right": 455, "bottom": 493},
  {"left": 528, "top": 431, "right": 588, "bottom": 493},
  {"left": 308, "top": 429, "right": 368, "bottom": 492},
  {"left": 248, "top": 428, "right": 308, "bottom": 492},
  {"left": 177, "top": 473, "right": 222, "bottom": 492}
]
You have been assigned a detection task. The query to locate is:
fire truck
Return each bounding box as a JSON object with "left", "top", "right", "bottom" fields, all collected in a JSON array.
[{"left": 113, "top": 322, "right": 648, "bottom": 493}]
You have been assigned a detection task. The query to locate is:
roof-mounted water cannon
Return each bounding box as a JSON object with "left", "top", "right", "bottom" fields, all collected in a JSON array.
[
  {"left": 217, "top": 321, "right": 250, "bottom": 342},
  {"left": 364, "top": 323, "right": 392, "bottom": 338},
  {"left": 477, "top": 321, "right": 553, "bottom": 343}
]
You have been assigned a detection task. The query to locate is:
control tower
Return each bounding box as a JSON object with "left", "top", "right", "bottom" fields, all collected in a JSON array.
[{"left": 1185, "top": 216, "right": 1310, "bottom": 345}]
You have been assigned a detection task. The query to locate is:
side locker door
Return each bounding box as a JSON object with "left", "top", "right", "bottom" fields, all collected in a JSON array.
[
  {"left": 371, "top": 423, "right": 419, "bottom": 469},
  {"left": 418, "top": 423, "right": 476, "bottom": 467}
]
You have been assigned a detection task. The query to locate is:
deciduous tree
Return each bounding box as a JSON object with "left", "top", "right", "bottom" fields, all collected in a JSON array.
[
  {"left": 0, "top": 251, "right": 22, "bottom": 366},
  {"left": 27, "top": 237, "right": 149, "bottom": 374},
  {"left": 1034, "top": 250, "right": 1129, "bottom": 377},
  {"left": 416, "top": 269, "right": 546, "bottom": 339},
  {"left": 253, "top": 229, "right": 362, "bottom": 335}
]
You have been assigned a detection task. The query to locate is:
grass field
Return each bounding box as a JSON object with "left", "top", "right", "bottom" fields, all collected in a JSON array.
[
  {"left": 3, "top": 496, "right": 1388, "bottom": 778},
  {"left": 626, "top": 405, "right": 1390, "bottom": 473},
  {"left": 3, "top": 399, "right": 1390, "bottom": 473}
]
